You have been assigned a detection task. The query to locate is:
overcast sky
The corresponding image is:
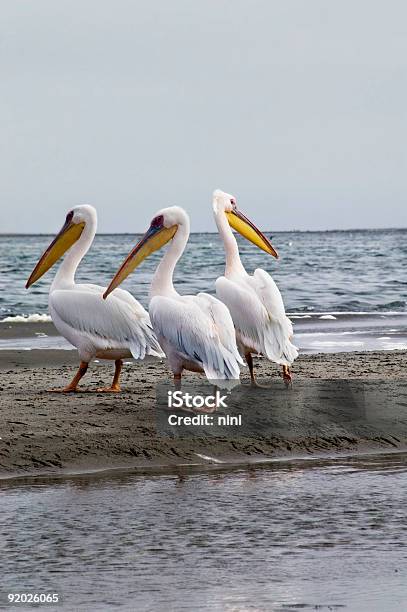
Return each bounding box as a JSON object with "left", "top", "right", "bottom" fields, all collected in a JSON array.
[{"left": 1, "top": 1, "right": 406, "bottom": 233}]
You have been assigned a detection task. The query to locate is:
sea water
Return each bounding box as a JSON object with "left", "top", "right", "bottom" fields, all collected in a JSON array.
[
  {"left": 1, "top": 453, "right": 406, "bottom": 611},
  {"left": 1, "top": 230, "right": 406, "bottom": 352}
]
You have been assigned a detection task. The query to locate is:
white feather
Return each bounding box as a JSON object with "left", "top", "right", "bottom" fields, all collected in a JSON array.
[
  {"left": 216, "top": 270, "right": 298, "bottom": 366},
  {"left": 50, "top": 284, "right": 164, "bottom": 362},
  {"left": 149, "top": 292, "right": 244, "bottom": 384}
]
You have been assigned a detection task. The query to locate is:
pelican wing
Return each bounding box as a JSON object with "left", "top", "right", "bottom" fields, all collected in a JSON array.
[
  {"left": 149, "top": 293, "right": 243, "bottom": 382},
  {"left": 216, "top": 269, "right": 298, "bottom": 365},
  {"left": 49, "top": 286, "right": 163, "bottom": 359},
  {"left": 215, "top": 276, "right": 267, "bottom": 353},
  {"left": 250, "top": 269, "right": 294, "bottom": 334}
]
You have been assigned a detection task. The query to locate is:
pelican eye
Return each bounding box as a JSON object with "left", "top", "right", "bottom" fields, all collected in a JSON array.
[
  {"left": 151, "top": 214, "right": 164, "bottom": 229},
  {"left": 66, "top": 210, "right": 74, "bottom": 223}
]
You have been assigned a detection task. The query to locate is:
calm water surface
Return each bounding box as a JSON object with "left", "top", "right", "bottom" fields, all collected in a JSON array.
[{"left": 1, "top": 453, "right": 407, "bottom": 611}]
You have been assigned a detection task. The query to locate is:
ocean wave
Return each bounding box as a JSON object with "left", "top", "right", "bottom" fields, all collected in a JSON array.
[
  {"left": 0, "top": 313, "right": 52, "bottom": 323},
  {"left": 377, "top": 300, "right": 407, "bottom": 310},
  {"left": 311, "top": 340, "right": 365, "bottom": 348}
]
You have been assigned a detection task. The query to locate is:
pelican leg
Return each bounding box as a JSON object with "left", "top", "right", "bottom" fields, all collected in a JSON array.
[
  {"left": 282, "top": 365, "right": 293, "bottom": 388},
  {"left": 97, "top": 359, "right": 123, "bottom": 393},
  {"left": 48, "top": 361, "right": 89, "bottom": 393},
  {"left": 174, "top": 373, "right": 182, "bottom": 390},
  {"left": 246, "top": 353, "right": 271, "bottom": 389},
  {"left": 191, "top": 384, "right": 218, "bottom": 414}
]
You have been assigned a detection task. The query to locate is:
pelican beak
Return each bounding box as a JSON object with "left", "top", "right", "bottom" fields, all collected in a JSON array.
[
  {"left": 103, "top": 221, "right": 177, "bottom": 299},
  {"left": 226, "top": 208, "right": 278, "bottom": 258},
  {"left": 25, "top": 214, "right": 85, "bottom": 288}
]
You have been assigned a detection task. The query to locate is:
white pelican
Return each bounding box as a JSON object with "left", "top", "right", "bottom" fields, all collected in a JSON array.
[
  {"left": 212, "top": 189, "right": 298, "bottom": 386},
  {"left": 103, "top": 206, "right": 243, "bottom": 388},
  {"left": 26, "top": 205, "right": 163, "bottom": 392}
]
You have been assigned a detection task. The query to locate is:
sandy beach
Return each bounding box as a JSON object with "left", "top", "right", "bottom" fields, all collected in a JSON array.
[{"left": 1, "top": 332, "right": 406, "bottom": 479}]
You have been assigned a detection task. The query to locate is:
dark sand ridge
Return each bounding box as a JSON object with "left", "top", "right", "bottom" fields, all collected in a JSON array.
[{"left": 0, "top": 346, "right": 406, "bottom": 479}]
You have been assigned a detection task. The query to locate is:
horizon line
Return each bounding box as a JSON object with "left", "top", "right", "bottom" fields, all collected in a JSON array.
[{"left": 1, "top": 226, "right": 406, "bottom": 237}]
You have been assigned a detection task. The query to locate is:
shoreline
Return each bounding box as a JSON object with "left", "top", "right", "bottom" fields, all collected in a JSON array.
[
  {"left": 1, "top": 447, "right": 406, "bottom": 485},
  {"left": 2, "top": 312, "right": 407, "bottom": 354},
  {"left": 0, "top": 348, "right": 406, "bottom": 479}
]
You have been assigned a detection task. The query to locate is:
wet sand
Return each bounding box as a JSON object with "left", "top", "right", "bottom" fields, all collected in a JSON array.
[
  {"left": 0, "top": 320, "right": 60, "bottom": 340},
  {"left": 0, "top": 348, "right": 406, "bottom": 479}
]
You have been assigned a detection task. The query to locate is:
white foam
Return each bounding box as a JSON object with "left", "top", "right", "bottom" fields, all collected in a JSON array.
[
  {"left": 294, "top": 332, "right": 328, "bottom": 338},
  {"left": 319, "top": 314, "right": 337, "bottom": 320},
  {"left": 0, "top": 313, "right": 52, "bottom": 323},
  {"left": 311, "top": 341, "right": 364, "bottom": 348},
  {"left": 381, "top": 342, "right": 407, "bottom": 351},
  {"left": 194, "top": 453, "right": 224, "bottom": 464},
  {"left": 287, "top": 311, "right": 407, "bottom": 317}
]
